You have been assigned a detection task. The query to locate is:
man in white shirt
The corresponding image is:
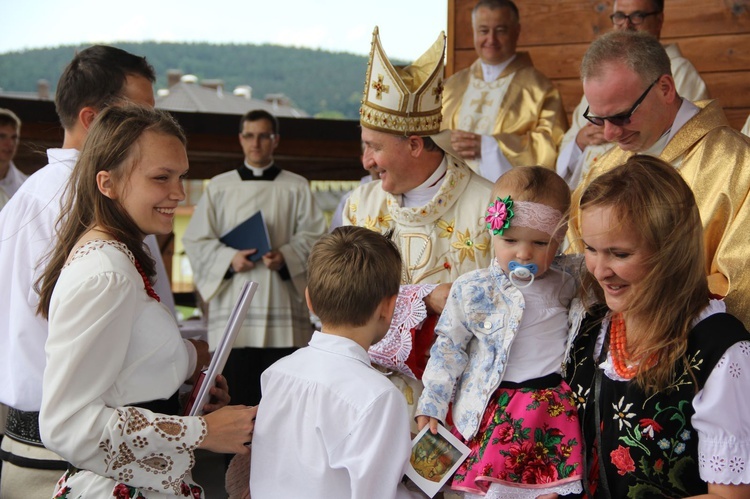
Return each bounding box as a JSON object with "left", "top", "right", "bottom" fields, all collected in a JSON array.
[
  {"left": 0, "top": 46, "right": 163, "bottom": 499},
  {"left": 557, "top": 0, "right": 709, "bottom": 188},
  {"left": 251, "top": 226, "right": 419, "bottom": 499},
  {"left": 0, "top": 108, "right": 27, "bottom": 210}
]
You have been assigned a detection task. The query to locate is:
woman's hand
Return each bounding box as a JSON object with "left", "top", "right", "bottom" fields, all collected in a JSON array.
[
  {"left": 199, "top": 404, "right": 258, "bottom": 455},
  {"left": 203, "top": 374, "right": 230, "bottom": 413},
  {"left": 416, "top": 415, "right": 439, "bottom": 435},
  {"left": 188, "top": 339, "right": 210, "bottom": 385}
]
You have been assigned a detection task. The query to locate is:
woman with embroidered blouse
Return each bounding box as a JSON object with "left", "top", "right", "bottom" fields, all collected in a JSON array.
[
  {"left": 36, "top": 105, "right": 256, "bottom": 498},
  {"left": 566, "top": 155, "right": 750, "bottom": 498}
]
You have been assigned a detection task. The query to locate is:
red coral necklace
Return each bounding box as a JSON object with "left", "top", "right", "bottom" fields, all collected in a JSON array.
[
  {"left": 133, "top": 256, "right": 161, "bottom": 302},
  {"left": 609, "top": 313, "right": 657, "bottom": 379}
]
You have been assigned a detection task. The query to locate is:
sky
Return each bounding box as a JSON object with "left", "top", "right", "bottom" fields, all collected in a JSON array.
[{"left": 1, "top": 0, "right": 448, "bottom": 60}]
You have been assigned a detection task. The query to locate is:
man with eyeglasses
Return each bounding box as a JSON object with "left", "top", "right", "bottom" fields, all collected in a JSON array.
[
  {"left": 0, "top": 109, "right": 27, "bottom": 211},
  {"left": 568, "top": 30, "right": 750, "bottom": 329},
  {"left": 557, "top": 0, "right": 708, "bottom": 188},
  {"left": 184, "top": 109, "right": 326, "bottom": 412},
  {"left": 440, "top": 0, "right": 567, "bottom": 181}
]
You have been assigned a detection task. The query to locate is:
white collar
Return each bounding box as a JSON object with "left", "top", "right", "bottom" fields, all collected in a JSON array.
[
  {"left": 308, "top": 331, "right": 374, "bottom": 369},
  {"left": 401, "top": 156, "right": 448, "bottom": 209},
  {"left": 244, "top": 160, "right": 274, "bottom": 176},
  {"left": 667, "top": 99, "right": 701, "bottom": 143},
  {"left": 481, "top": 54, "right": 517, "bottom": 82},
  {"left": 640, "top": 99, "right": 700, "bottom": 158}
]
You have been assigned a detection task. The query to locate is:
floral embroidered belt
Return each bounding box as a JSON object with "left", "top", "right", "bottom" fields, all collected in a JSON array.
[
  {"left": 1, "top": 408, "right": 69, "bottom": 470},
  {"left": 5, "top": 408, "right": 43, "bottom": 446}
]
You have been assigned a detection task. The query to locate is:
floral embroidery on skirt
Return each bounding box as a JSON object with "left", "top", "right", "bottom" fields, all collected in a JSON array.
[
  {"left": 451, "top": 381, "right": 584, "bottom": 495},
  {"left": 51, "top": 469, "right": 205, "bottom": 498}
]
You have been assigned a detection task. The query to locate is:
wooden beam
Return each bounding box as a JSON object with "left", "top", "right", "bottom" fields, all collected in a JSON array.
[{"left": 1, "top": 96, "right": 363, "bottom": 180}]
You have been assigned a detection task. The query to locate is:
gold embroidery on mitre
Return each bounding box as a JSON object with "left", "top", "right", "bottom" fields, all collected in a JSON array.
[
  {"left": 360, "top": 26, "right": 446, "bottom": 137},
  {"left": 372, "top": 74, "right": 390, "bottom": 99},
  {"left": 433, "top": 79, "right": 444, "bottom": 104}
]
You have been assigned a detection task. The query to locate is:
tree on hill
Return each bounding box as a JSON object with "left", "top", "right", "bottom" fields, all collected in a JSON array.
[{"left": 0, "top": 42, "right": 380, "bottom": 119}]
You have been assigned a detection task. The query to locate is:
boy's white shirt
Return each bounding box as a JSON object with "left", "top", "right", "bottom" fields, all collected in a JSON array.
[{"left": 250, "top": 331, "right": 420, "bottom": 499}]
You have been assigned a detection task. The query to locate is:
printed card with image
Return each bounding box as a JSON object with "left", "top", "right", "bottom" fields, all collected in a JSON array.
[{"left": 404, "top": 423, "right": 471, "bottom": 498}]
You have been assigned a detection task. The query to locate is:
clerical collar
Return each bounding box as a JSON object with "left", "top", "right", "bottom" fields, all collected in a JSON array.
[
  {"left": 237, "top": 162, "right": 281, "bottom": 181},
  {"left": 640, "top": 129, "right": 672, "bottom": 158},
  {"left": 640, "top": 99, "right": 699, "bottom": 158},
  {"left": 402, "top": 156, "right": 448, "bottom": 208},
  {"left": 481, "top": 54, "right": 516, "bottom": 82},
  {"left": 667, "top": 99, "right": 700, "bottom": 144}
]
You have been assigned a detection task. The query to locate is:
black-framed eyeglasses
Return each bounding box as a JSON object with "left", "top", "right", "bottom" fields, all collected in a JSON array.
[
  {"left": 583, "top": 78, "right": 660, "bottom": 127},
  {"left": 610, "top": 10, "right": 661, "bottom": 25}
]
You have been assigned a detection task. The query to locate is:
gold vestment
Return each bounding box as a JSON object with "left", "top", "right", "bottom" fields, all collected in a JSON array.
[
  {"left": 570, "top": 100, "right": 750, "bottom": 328},
  {"left": 441, "top": 53, "right": 568, "bottom": 170}
]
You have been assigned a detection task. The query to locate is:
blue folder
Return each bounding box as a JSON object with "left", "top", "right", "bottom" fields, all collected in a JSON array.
[{"left": 219, "top": 211, "right": 271, "bottom": 262}]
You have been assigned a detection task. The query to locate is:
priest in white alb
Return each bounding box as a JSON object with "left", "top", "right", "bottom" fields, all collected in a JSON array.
[{"left": 183, "top": 110, "right": 326, "bottom": 409}]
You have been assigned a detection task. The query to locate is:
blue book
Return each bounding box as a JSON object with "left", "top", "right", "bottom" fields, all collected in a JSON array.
[{"left": 219, "top": 211, "right": 271, "bottom": 262}]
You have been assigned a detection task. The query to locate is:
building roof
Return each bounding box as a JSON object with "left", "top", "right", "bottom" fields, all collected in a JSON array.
[
  {"left": 155, "top": 81, "right": 307, "bottom": 117},
  {"left": 0, "top": 89, "right": 43, "bottom": 100}
]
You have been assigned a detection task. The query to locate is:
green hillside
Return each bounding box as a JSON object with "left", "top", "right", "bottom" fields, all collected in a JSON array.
[{"left": 0, "top": 42, "right": 383, "bottom": 119}]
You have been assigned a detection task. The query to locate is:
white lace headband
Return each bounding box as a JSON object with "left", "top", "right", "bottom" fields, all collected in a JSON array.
[{"left": 485, "top": 196, "right": 567, "bottom": 242}]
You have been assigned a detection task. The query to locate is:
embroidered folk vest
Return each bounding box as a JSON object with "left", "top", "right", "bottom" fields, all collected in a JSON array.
[{"left": 566, "top": 311, "right": 749, "bottom": 499}]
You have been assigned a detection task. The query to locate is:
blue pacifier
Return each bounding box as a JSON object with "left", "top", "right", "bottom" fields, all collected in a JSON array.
[{"left": 508, "top": 261, "right": 538, "bottom": 288}]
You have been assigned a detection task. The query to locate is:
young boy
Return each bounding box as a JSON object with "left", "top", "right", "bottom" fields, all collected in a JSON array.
[{"left": 249, "top": 226, "right": 419, "bottom": 499}]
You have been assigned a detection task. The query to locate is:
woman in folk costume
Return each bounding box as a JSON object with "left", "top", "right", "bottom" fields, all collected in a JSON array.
[
  {"left": 416, "top": 166, "right": 584, "bottom": 499},
  {"left": 567, "top": 155, "right": 750, "bottom": 498},
  {"left": 36, "top": 105, "right": 256, "bottom": 498}
]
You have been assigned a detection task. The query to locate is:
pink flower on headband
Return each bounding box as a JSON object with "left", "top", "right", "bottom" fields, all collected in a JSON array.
[{"left": 486, "top": 196, "right": 514, "bottom": 235}]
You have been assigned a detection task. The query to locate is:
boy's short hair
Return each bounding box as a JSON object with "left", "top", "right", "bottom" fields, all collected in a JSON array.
[{"left": 308, "top": 226, "right": 401, "bottom": 327}]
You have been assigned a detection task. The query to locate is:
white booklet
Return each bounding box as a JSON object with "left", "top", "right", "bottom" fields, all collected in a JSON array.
[
  {"left": 184, "top": 280, "right": 259, "bottom": 416},
  {"left": 405, "top": 423, "right": 471, "bottom": 498}
]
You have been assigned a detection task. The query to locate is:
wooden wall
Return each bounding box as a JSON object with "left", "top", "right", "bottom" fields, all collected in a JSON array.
[
  {"left": 1, "top": 96, "right": 363, "bottom": 180},
  {"left": 446, "top": 0, "right": 750, "bottom": 130}
]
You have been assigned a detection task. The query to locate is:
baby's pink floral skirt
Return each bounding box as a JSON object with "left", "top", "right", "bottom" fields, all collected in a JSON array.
[{"left": 451, "top": 379, "right": 584, "bottom": 497}]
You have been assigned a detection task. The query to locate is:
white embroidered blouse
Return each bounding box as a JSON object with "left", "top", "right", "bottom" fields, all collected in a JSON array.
[{"left": 40, "top": 240, "right": 208, "bottom": 498}]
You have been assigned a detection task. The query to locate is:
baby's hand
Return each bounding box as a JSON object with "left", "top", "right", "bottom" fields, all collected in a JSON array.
[{"left": 416, "top": 415, "right": 439, "bottom": 435}]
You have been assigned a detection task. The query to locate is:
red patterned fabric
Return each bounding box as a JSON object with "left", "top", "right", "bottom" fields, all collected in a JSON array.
[{"left": 451, "top": 381, "right": 583, "bottom": 495}]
